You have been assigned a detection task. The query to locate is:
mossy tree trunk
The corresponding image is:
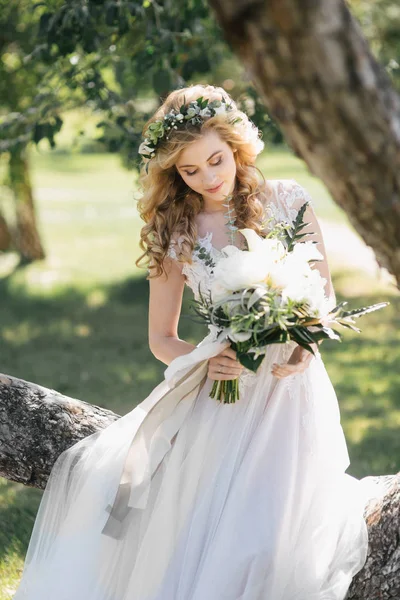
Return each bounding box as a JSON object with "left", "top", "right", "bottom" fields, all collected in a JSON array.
[{"left": 8, "top": 146, "right": 45, "bottom": 263}]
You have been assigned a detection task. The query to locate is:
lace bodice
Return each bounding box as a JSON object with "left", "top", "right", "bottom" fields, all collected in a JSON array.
[{"left": 166, "top": 179, "right": 312, "bottom": 302}]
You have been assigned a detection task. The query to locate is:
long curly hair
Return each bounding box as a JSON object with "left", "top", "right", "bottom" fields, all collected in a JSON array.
[{"left": 135, "top": 84, "right": 274, "bottom": 279}]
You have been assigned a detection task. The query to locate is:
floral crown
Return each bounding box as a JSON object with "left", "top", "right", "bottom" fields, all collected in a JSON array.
[{"left": 138, "top": 95, "right": 241, "bottom": 163}]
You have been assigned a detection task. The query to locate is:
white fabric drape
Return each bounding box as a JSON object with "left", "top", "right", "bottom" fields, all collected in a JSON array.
[{"left": 13, "top": 329, "right": 370, "bottom": 600}]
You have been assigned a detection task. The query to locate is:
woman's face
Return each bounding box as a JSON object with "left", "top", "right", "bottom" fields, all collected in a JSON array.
[{"left": 175, "top": 129, "right": 237, "bottom": 206}]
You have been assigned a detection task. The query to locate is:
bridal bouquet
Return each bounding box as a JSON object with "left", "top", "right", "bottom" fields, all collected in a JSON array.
[{"left": 191, "top": 203, "right": 389, "bottom": 404}]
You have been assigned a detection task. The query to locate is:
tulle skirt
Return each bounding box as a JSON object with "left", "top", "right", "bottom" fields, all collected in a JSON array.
[{"left": 13, "top": 333, "right": 370, "bottom": 600}]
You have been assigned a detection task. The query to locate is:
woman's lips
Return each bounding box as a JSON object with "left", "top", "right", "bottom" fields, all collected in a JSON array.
[{"left": 206, "top": 181, "right": 223, "bottom": 193}]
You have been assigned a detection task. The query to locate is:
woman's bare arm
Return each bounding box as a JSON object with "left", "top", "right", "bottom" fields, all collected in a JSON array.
[
  {"left": 148, "top": 256, "right": 197, "bottom": 365},
  {"left": 148, "top": 252, "right": 243, "bottom": 379}
]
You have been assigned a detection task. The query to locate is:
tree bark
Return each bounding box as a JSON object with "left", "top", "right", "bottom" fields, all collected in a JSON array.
[
  {"left": 209, "top": 0, "right": 400, "bottom": 286},
  {"left": 347, "top": 474, "right": 400, "bottom": 599},
  {"left": 9, "top": 146, "right": 46, "bottom": 262},
  {"left": 0, "top": 371, "right": 399, "bottom": 596},
  {"left": 0, "top": 373, "right": 119, "bottom": 488}
]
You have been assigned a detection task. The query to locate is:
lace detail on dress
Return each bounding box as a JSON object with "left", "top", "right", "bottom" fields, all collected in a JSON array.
[
  {"left": 238, "top": 367, "right": 258, "bottom": 394},
  {"left": 265, "top": 179, "right": 313, "bottom": 230}
]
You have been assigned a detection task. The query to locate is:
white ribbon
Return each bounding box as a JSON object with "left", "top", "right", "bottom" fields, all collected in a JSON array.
[{"left": 101, "top": 329, "right": 229, "bottom": 539}]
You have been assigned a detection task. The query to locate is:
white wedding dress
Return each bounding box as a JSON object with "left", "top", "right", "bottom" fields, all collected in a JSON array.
[{"left": 13, "top": 179, "right": 370, "bottom": 600}]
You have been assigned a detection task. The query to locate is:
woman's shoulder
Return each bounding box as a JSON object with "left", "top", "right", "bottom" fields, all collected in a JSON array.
[
  {"left": 265, "top": 178, "right": 313, "bottom": 204},
  {"left": 266, "top": 178, "right": 310, "bottom": 197}
]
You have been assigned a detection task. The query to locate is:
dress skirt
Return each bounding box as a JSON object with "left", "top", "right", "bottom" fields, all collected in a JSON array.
[{"left": 12, "top": 331, "right": 370, "bottom": 600}]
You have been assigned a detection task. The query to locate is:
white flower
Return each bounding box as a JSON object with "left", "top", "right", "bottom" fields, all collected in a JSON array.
[
  {"left": 213, "top": 104, "right": 228, "bottom": 115},
  {"left": 186, "top": 107, "right": 197, "bottom": 118},
  {"left": 175, "top": 113, "right": 184, "bottom": 121},
  {"left": 226, "top": 329, "right": 252, "bottom": 343},
  {"left": 239, "top": 228, "right": 286, "bottom": 261},
  {"left": 210, "top": 280, "right": 230, "bottom": 303},
  {"left": 199, "top": 107, "right": 212, "bottom": 117},
  {"left": 138, "top": 141, "right": 154, "bottom": 155},
  {"left": 211, "top": 252, "right": 269, "bottom": 301},
  {"left": 281, "top": 267, "right": 329, "bottom": 316},
  {"left": 208, "top": 226, "right": 330, "bottom": 320},
  {"left": 291, "top": 240, "right": 323, "bottom": 263}
]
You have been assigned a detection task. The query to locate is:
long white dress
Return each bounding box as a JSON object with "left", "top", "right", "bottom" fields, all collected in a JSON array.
[{"left": 13, "top": 179, "right": 370, "bottom": 600}]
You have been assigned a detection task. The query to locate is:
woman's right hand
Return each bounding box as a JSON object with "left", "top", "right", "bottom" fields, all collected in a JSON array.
[{"left": 208, "top": 346, "right": 244, "bottom": 380}]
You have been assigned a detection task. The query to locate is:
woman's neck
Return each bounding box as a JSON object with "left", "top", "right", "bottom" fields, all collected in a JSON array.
[
  {"left": 200, "top": 206, "right": 225, "bottom": 214},
  {"left": 200, "top": 186, "right": 236, "bottom": 214}
]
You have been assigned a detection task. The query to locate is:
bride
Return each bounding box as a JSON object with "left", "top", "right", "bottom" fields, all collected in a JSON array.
[{"left": 13, "top": 84, "right": 369, "bottom": 599}]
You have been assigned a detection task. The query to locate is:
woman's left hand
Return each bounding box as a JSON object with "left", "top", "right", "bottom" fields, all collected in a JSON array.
[{"left": 271, "top": 344, "right": 317, "bottom": 379}]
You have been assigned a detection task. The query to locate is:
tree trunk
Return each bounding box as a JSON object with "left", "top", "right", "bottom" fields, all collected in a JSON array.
[
  {"left": 9, "top": 147, "right": 46, "bottom": 262},
  {"left": 0, "top": 371, "right": 399, "bottom": 596},
  {"left": 209, "top": 0, "right": 400, "bottom": 287},
  {"left": 0, "top": 211, "right": 12, "bottom": 251},
  {"left": 347, "top": 475, "right": 400, "bottom": 599}
]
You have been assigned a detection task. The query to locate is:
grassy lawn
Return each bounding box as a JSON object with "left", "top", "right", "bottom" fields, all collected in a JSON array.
[{"left": 0, "top": 148, "right": 398, "bottom": 598}]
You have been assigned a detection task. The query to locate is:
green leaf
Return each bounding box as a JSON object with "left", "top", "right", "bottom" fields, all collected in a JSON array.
[
  {"left": 330, "top": 301, "right": 348, "bottom": 314},
  {"left": 340, "top": 301, "right": 389, "bottom": 319},
  {"left": 238, "top": 353, "right": 263, "bottom": 373},
  {"left": 289, "top": 330, "right": 315, "bottom": 355},
  {"left": 290, "top": 326, "right": 315, "bottom": 344},
  {"left": 285, "top": 201, "right": 311, "bottom": 252}
]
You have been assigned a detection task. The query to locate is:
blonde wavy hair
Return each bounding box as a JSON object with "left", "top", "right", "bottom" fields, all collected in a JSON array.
[{"left": 135, "top": 84, "right": 273, "bottom": 279}]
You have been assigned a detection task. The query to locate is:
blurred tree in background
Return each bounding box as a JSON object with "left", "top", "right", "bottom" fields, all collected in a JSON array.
[
  {"left": 349, "top": 0, "right": 400, "bottom": 89},
  {"left": 0, "top": 1, "right": 54, "bottom": 261}
]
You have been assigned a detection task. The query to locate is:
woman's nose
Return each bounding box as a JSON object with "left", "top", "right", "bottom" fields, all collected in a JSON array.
[{"left": 203, "top": 171, "right": 219, "bottom": 186}]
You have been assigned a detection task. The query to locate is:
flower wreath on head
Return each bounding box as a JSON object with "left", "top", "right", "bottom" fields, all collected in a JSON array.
[{"left": 138, "top": 95, "right": 242, "bottom": 168}]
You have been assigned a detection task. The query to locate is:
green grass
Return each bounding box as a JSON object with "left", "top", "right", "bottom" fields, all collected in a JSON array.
[{"left": 0, "top": 147, "right": 398, "bottom": 598}]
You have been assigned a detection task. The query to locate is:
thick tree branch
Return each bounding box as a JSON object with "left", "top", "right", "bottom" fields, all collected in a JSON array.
[
  {"left": 0, "top": 372, "right": 119, "bottom": 488},
  {"left": 210, "top": 0, "right": 400, "bottom": 286}
]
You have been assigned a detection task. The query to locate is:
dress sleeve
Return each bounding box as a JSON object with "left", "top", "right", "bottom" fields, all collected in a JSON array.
[
  {"left": 265, "top": 179, "right": 314, "bottom": 228},
  {"left": 285, "top": 180, "right": 336, "bottom": 308}
]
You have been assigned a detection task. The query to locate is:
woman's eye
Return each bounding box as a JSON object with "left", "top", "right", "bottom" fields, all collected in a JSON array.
[{"left": 184, "top": 157, "right": 222, "bottom": 176}]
